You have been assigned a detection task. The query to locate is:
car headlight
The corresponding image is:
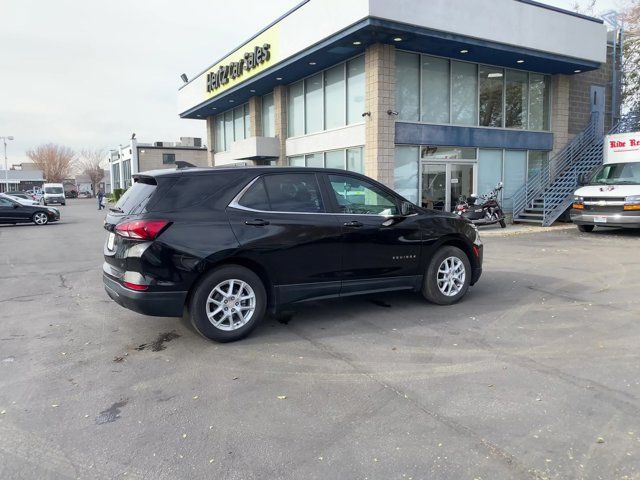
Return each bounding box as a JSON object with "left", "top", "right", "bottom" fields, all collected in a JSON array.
[
  {"left": 624, "top": 195, "right": 640, "bottom": 211},
  {"left": 572, "top": 196, "right": 584, "bottom": 209},
  {"left": 47, "top": 207, "right": 59, "bottom": 214}
]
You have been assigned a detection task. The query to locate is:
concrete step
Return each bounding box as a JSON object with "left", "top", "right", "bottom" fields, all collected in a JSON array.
[{"left": 513, "top": 217, "right": 544, "bottom": 224}]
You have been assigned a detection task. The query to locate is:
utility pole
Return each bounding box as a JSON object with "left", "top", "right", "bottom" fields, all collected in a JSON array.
[{"left": 1, "top": 136, "right": 14, "bottom": 193}]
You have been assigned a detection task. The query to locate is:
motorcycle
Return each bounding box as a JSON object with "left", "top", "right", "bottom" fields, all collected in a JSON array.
[{"left": 455, "top": 182, "right": 506, "bottom": 228}]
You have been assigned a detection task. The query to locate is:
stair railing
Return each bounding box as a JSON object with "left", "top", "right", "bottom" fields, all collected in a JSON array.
[{"left": 512, "top": 112, "right": 600, "bottom": 219}]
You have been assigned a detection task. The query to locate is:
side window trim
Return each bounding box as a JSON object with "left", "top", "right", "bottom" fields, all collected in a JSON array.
[{"left": 229, "top": 173, "right": 329, "bottom": 215}]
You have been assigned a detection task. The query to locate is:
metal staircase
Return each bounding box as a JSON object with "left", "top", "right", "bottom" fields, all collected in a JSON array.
[{"left": 512, "top": 112, "right": 639, "bottom": 226}]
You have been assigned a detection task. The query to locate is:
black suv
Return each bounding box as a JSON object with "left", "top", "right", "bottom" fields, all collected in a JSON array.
[{"left": 103, "top": 167, "right": 482, "bottom": 342}]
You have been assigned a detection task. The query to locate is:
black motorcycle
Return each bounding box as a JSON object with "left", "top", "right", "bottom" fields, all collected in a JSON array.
[{"left": 455, "top": 182, "right": 506, "bottom": 228}]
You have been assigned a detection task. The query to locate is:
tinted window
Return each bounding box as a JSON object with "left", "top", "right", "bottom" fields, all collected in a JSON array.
[
  {"left": 151, "top": 173, "right": 246, "bottom": 212},
  {"left": 0, "top": 197, "right": 14, "bottom": 207},
  {"left": 328, "top": 174, "right": 399, "bottom": 215},
  {"left": 238, "top": 178, "right": 270, "bottom": 211},
  {"left": 114, "top": 181, "right": 156, "bottom": 214},
  {"left": 263, "top": 173, "right": 324, "bottom": 213}
]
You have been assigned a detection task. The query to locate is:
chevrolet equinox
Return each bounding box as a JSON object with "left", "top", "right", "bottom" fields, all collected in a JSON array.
[{"left": 103, "top": 167, "right": 483, "bottom": 342}]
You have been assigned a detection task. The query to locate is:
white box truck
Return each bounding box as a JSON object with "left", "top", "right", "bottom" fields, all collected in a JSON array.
[{"left": 570, "top": 132, "right": 640, "bottom": 232}]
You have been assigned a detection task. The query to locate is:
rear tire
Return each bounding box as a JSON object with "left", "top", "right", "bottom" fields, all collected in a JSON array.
[
  {"left": 578, "top": 224, "right": 594, "bottom": 233},
  {"left": 189, "top": 265, "right": 266, "bottom": 342},
  {"left": 422, "top": 246, "right": 471, "bottom": 305}
]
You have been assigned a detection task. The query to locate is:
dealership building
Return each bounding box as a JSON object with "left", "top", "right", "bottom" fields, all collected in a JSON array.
[{"left": 178, "top": 0, "right": 616, "bottom": 215}]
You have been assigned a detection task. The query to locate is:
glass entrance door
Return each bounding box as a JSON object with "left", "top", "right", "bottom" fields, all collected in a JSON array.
[
  {"left": 421, "top": 162, "right": 476, "bottom": 212},
  {"left": 421, "top": 163, "right": 447, "bottom": 211}
]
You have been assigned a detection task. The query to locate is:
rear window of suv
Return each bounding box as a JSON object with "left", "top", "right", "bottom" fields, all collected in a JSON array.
[{"left": 113, "top": 180, "right": 157, "bottom": 215}]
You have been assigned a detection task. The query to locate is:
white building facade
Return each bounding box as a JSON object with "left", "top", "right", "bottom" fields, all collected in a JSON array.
[{"left": 178, "top": 0, "right": 611, "bottom": 213}]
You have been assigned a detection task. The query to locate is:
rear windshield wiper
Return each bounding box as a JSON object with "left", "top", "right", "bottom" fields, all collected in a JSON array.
[{"left": 109, "top": 206, "right": 124, "bottom": 213}]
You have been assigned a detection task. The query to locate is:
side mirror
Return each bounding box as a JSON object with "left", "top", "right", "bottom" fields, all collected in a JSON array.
[
  {"left": 13, "top": 203, "right": 19, "bottom": 209},
  {"left": 401, "top": 201, "right": 413, "bottom": 216},
  {"left": 577, "top": 173, "right": 588, "bottom": 186}
]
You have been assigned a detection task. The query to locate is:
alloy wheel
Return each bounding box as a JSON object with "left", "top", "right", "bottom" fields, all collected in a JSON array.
[
  {"left": 436, "top": 256, "right": 466, "bottom": 296},
  {"left": 205, "top": 279, "right": 256, "bottom": 331},
  {"left": 34, "top": 213, "right": 48, "bottom": 225}
]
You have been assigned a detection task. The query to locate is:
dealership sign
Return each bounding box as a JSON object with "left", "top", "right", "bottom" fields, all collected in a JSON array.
[
  {"left": 199, "top": 25, "right": 280, "bottom": 101},
  {"left": 207, "top": 44, "right": 271, "bottom": 92},
  {"left": 604, "top": 132, "right": 640, "bottom": 163}
]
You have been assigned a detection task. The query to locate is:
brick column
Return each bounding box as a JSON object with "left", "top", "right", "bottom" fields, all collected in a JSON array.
[
  {"left": 248, "top": 96, "right": 262, "bottom": 137},
  {"left": 205, "top": 116, "right": 216, "bottom": 166},
  {"left": 550, "top": 74, "right": 571, "bottom": 154},
  {"left": 364, "top": 43, "right": 396, "bottom": 187},
  {"left": 273, "top": 85, "right": 287, "bottom": 165}
]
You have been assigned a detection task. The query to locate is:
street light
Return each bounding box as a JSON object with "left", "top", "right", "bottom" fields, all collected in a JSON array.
[{"left": 1, "top": 136, "right": 14, "bottom": 193}]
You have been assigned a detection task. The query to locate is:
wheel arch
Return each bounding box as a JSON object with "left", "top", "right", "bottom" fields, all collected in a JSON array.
[
  {"left": 431, "top": 235, "right": 479, "bottom": 270},
  {"left": 184, "top": 257, "right": 276, "bottom": 314}
]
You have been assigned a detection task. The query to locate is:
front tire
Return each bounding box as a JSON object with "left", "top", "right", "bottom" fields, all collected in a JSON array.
[
  {"left": 189, "top": 265, "right": 266, "bottom": 342},
  {"left": 422, "top": 246, "right": 471, "bottom": 305},
  {"left": 578, "top": 224, "right": 594, "bottom": 233},
  {"left": 32, "top": 212, "right": 49, "bottom": 225}
]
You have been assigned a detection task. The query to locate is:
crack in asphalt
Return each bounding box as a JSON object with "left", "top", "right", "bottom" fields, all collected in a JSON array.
[{"left": 284, "top": 323, "right": 545, "bottom": 479}]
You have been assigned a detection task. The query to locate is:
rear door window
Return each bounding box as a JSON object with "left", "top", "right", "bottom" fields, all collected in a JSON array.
[{"left": 236, "top": 173, "right": 324, "bottom": 213}]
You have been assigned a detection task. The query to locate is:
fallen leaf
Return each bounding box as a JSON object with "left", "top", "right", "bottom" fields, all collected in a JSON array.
[
  {"left": 232, "top": 377, "right": 239, "bottom": 380},
  {"left": 182, "top": 433, "right": 187, "bottom": 439},
  {"left": 277, "top": 395, "right": 287, "bottom": 400},
  {"left": 597, "top": 437, "right": 605, "bottom": 444},
  {"left": 51, "top": 404, "right": 59, "bottom": 408},
  {"left": 193, "top": 396, "right": 199, "bottom": 400},
  {"left": 0, "top": 410, "right": 6, "bottom": 415}
]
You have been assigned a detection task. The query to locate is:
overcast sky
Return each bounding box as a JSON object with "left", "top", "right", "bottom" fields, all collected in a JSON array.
[{"left": 0, "top": 0, "right": 622, "bottom": 166}]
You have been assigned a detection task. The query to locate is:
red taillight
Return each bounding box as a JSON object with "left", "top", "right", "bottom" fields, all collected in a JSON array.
[
  {"left": 123, "top": 281, "right": 148, "bottom": 291},
  {"left": 473, "top": 245, "right": 480, "bottom": 258},
  {"left": 114, "top": 220, "right": 169, "bottom": 240}
]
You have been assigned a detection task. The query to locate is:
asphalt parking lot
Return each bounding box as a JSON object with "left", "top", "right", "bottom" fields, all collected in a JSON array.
[{"left": 1, "top": 200, "right": 639, "bottom": 480}]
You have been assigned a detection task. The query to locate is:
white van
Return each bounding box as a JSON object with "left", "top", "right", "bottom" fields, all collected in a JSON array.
[
  {"left": 42, "top": 183, "right": 66, "bottom": 206},
  {"left": 571, "top": 132, "right": 640, "bottom": 232}
]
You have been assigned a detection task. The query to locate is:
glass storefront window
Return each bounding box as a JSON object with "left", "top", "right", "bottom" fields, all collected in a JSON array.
[
  {"left": 528, "top": 150, "right": 548, "bottom": 179},
  {"left": 305, "top": 153, "right": 324, "bottom": 168},
  {"left": 215, "top": 115, "right": 225, "bottom": 151},
  {"left": 262, "top": 93, "right": 275, "bottom": 137},
  {"left": 347, "top": 147, "right": 363, "bottom": 173},
  {"left": 395, "top": 51, "right": 420, "bottom": 122},
  {"left": 305, "top": 73, "right": 323, "bottom": 134},
  {"left": 394, "top": 146, "right": 420, "bottom": 203},
  {"left": 529, "top": 74, "right": 550, "bottom": 131},
  {"left": 477, "top": 149, "right": 503, "bottom": 196},
  {"left": 288, "top": 81, "right": 304, "bottom": 137},
  {"left": 224, "top": 110, "right": 234, "bottom": 147},
  {"left": 289, "top": 155, "right": 305, "bottom": 167},
  {"left": 505, "top": 70, "right": 528, "bottom": 129},
  {"left": 421, "top": 56, "right": 450, "bottom": 123},
  {"left": 503, "top": 150, "right": 527, "bottom": 210},
  {"left": 479, "top": 66, "right": 504, "bottom": 127},
  {"left": 325, "top": 150, "right": 344, "bottom": 169},
  {"left": 325, "top": 65, "right": 345, "bottom": 130},
  {"left": 451, "top": 61, "right": 477, "bottom": 126},
  {"left": 233, "top": 106, "right": 244, "bottom": 141},
  {"left": 244, "top": 104, "right": 251, "bottom": 138},
  {"left": 346, "top": 56, "right": 365, "bottom": 125}
]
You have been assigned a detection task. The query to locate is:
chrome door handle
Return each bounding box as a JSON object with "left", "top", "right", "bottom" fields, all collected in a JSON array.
[
  {"left": 343, "top": 220, "right": 363, "bottom": 228},
  {"left": 245, "top": 219, "right": 269, "bottom": 226}
]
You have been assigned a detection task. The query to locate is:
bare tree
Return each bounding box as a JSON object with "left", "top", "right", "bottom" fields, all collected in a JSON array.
[
  {"left": 26, "top": 143, "right": 75, "bottom": 183},
  {"left": 621, "top": 2, "right": 640, "bottom": 114},
  {"left": 77, "top": 149, "right": 106, "bottom": 194}
]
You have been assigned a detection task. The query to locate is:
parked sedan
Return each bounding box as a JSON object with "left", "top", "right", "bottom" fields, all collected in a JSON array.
[
  {"left": 3, "top": 193, "right": 39, "bottom": 206},
  {"left": 0, "top": 194, "right": 60, "bottom": 225}
]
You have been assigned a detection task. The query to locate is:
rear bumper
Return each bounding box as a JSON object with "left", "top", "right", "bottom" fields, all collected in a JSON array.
[
  {"left": 570, "top": 210, "right": 640, "bottom": 228},
  {"left": 103, "top": 274, "right": 187, "bottom": 317}
]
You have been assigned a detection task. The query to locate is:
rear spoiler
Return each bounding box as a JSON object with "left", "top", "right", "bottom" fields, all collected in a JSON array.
[{"left": 175, "top": 161, "right": 196, "bottom": 169}]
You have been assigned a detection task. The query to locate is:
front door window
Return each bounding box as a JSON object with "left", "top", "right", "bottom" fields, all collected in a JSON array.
[{"left": 328, "top": 174, "right": 399, "bottom": 216}]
